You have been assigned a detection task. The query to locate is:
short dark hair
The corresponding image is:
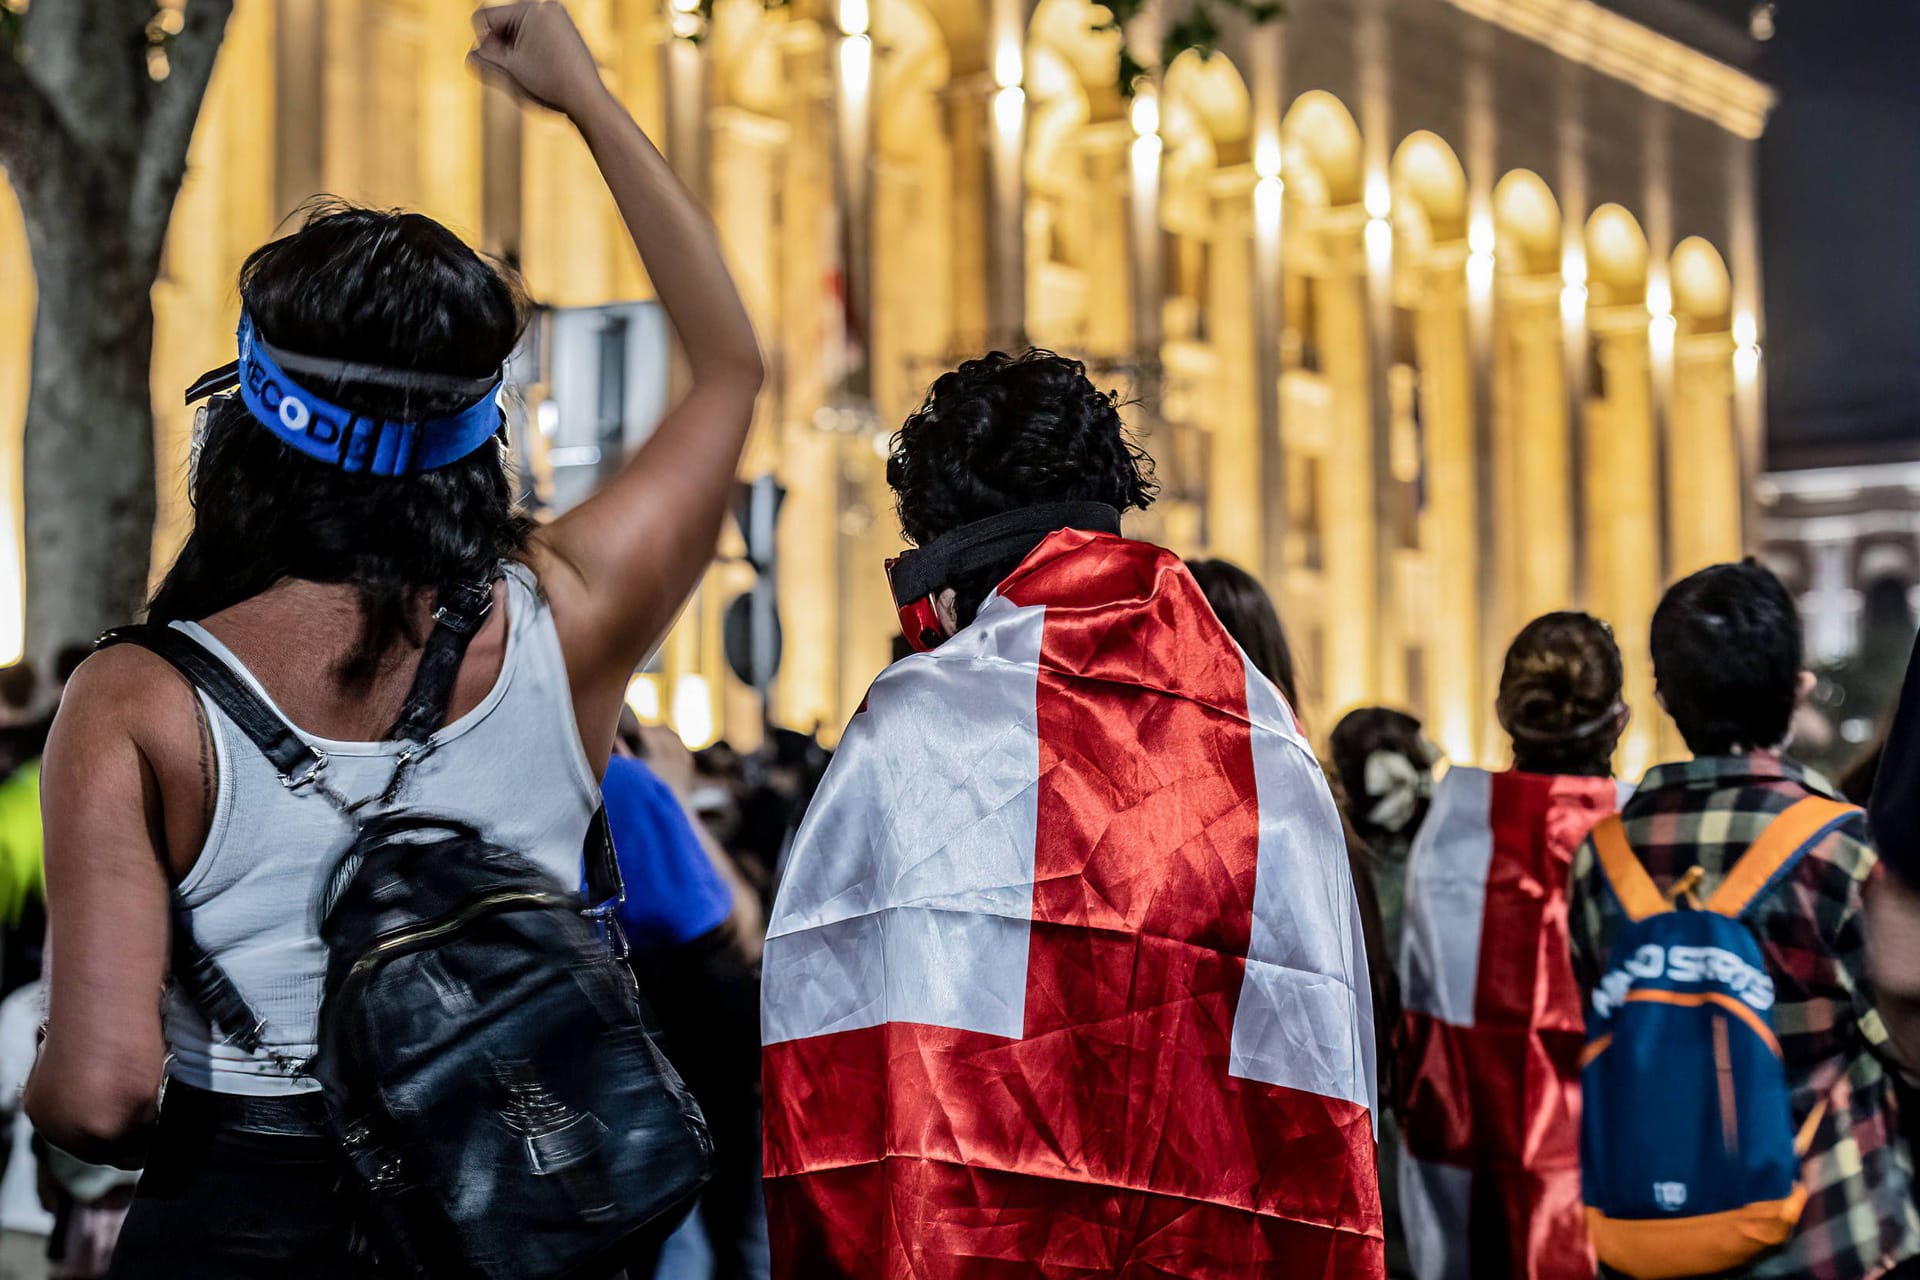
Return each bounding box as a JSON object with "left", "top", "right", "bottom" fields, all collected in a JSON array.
[
  {"left": 1328, "top": 707, "right": 1433, "bottom": 843},
  {"left": 1651, "top": 560, "right": 1803, "bottom": 756},
  {"left": 1188, "top": 558, "right": 1299, "bottom": 713},
  {"left": 1496, "top": 611, "right": 1625, "bottom": 777},
  {"left": 886, "top": 350, "right": 1155, "bottom": 624}
]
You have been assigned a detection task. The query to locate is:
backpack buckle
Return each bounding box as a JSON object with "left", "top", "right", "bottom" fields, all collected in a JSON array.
[
  {"left": 282, "top": 751, "right": 329, "bottom": 790},
  {"left": 432, "top": 580, "right": 496, "bottom": 636}
]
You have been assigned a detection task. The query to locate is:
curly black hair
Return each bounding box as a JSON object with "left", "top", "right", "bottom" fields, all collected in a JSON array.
[{"left": 886, "top": 350, "right": 1156, "bottom": 624}]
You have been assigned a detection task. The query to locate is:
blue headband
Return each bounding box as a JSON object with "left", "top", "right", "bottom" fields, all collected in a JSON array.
[{"left": 185, "top": 314, "right": 505, "bottom": 477}]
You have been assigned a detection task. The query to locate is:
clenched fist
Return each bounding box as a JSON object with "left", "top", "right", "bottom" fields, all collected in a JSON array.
[{"left": 468, "top": 3, "right": 606, "bottom": 117}]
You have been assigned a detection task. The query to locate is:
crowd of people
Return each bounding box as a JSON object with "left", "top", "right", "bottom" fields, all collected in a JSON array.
[{"left": 0, "top": 4, "right": 1915, "bottom": 1280}]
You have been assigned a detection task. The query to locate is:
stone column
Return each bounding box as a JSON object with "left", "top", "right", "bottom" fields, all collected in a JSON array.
[
  {"left": 1081, "top": 122, "right": 1135, "bottom": 360},
  {"left": 1493, "top": 281, "right": 1574, "bottom": 633},
  {"left": 1669, "top": 330, "right": 1742, "bottom": 577},
  {"left": 1585, "top": 311, "right": 1660, "bottom": 777},
  {"left": 1416, "top": 254, "right": 1481, "bottom": 764},
  {"left": 1206, "top": 168, "right": 1263, "bottom": 570},
  {"left": 944, "top": 75, "right": 994, "bottom": 349},
  {"left": 1318, "top": 220, "right": 1378, "bottom": 717}
]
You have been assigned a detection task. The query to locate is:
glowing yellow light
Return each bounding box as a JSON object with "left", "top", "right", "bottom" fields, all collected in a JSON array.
[
  {"left": 1650, "top": 312, "right": 1678, "bottom": 347},
  {"left": 1255, "top": 133, "right": 1283, "bottom": 181},
  {"left": 672, "top": 674, "right": 717, "bottom": 750},
  {"left": 1646, "top": 276, "right": 1672, "bottom": 320},
  {"left": 1130, "top": 131, "right": 1162, "bottom": 171},
  {"left": 1562, "top": 248, "right": 1587, "bottom": 288},
  {"left": 1733, "top": 311, "right": 1759, "bottom": 348},
  {"left": 1364, "top": 174, "right": 1391, "bottom": 221},
  {"left": 1254, "top": 175, "right": 1284, "bottom": 228},
  {"left": 625, "top": 674, "right": 663, "bottom": 724},
  {"left": 0, "top": 506, "right": 20, "bottom": 668},
  {"left": 1466, "top": 249, "right": 1495, "bottom": 295},
  {"left": 1560, "top": 282, "right": 1588, "bottom": 324},
  {"left": 1734, "top": 343, "right": 1762, "bottom": 379},
  {"left": 1130, "top": 90, "right": 1159, "bottom": 139},
  {"left": 992, "top": 84, "right": 1025, "bottom": 136},
  {"left": 839, "top": 33, "right": 872, "bottom": 95},
  {"left": 669, "top": 10, "right": 701, "bottom": 38},
  {"left": 993, "top": 40, "right": 1023, "bottom": 90},
  {"left": 1365, "top": 215, "right": 1392, "bottom": 263},
  {"left": 1468, "top": 212, "right": 1495, "bottom": 258},
  {"left": 668, "top": 0, "right": 700, "bottom": 13},
  {"left": 837, "top": 0, "right": 868, "bottom": 36}
]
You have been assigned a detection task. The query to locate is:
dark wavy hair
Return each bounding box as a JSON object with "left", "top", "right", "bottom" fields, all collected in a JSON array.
[
  {"left": 148, "top": 202, "right": 535, "bottom": 687},
  {"left": 1497, "top": 611, "right": 1625, "bottom": 776},
  {"left": 886, "top": 350, "right": 1156, "bottom": 625},
  {"left": 1188, "top": 558, "right": 1299, "bottom": 712},
  {"left": 1651, "top": 559, "right": 1802, "bottom": 756}
]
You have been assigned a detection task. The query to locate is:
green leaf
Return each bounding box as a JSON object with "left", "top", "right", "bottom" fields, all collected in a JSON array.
[{"left": 1161, "top": 4, "right": 1221, "bottom": 66}]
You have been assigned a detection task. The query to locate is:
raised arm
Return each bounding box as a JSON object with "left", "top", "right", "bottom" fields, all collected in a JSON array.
[{"left": 468, "top": 4, "right": 764, "bottom": 763}]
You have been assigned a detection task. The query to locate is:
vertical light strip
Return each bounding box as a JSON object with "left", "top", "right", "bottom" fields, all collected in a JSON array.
[
  {"left": 1249, "top": 20, "right": 1289, "bottom": 590},
  {"left": 1726, "top": 139, "right": 1764, "bottom": 551},
  {"left": 986, "top": 0, "right": 1026, "bottom": 346}
]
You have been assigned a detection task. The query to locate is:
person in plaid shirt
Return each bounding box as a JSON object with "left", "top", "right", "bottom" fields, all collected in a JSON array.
[{"left": 1569, "top": 561, "right": 1920, "bottom": 1280}]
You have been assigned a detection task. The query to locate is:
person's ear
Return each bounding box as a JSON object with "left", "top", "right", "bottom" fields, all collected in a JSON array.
[
  {"left": 1796, "top": 669, "right": 1818, "bottom": 708},
  {"left": 935, "top": 588, "right": 960, "bottom": 637}
]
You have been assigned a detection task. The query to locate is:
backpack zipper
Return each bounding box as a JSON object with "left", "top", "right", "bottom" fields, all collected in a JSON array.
[{"left": 343, "top": 889, "right": 571, "bottom": 989}]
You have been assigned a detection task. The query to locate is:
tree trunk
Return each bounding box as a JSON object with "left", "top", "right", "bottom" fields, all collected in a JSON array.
[
  {"left": 0, "top": 0, "right": 233, "bottom": 669},
  {"left": 16, "top": 174, "right": 158, "bottom": 666}
]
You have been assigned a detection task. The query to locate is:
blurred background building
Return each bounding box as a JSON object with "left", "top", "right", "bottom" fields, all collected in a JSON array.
[
  {"left": 0, "top": 0, "right": 1774, "bottom": 772},
  {"left": 1745, "top": 0, "right": 1920, "bottom": 777}
]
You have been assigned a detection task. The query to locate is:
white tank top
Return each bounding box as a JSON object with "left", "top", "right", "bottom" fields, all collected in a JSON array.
[{"left": 162, "top": 563, "right": 602, "bottom": 1096}]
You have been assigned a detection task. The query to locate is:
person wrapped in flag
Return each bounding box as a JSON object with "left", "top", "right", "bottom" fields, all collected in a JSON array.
[
  {"left": 1397, "top": 612, "right": 1633, "bottom": 1280},
  {"left": 761, "top": 351, "right": 1385, "bottom": 1279}
]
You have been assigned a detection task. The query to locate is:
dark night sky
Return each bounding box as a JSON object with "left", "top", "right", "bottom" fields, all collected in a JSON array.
[{"left": 1756, "top": 0, "right": 1920, "bottom": 469}]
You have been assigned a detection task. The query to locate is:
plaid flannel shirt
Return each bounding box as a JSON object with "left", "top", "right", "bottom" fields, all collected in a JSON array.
[{"left": 1569, "top": 753, "right": 1920, "bottom": 1280}]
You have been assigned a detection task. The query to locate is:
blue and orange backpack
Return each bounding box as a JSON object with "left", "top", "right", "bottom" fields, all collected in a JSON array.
[{"left": 1581, "top": 796, "right": 1856, "bottom": 1279}]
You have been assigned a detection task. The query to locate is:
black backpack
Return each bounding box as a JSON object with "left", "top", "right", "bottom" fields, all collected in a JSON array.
[{"left": 102, "top": 581, "right": 711, "bottom": 1278}]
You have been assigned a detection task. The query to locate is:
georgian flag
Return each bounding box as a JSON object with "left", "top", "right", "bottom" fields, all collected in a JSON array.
[
  {"left": 762, "top": 530, "right": 1383, "bottom": 1280},
  {"left": 1397, "top": 766, "right": 1630, "bottom": 1280}
]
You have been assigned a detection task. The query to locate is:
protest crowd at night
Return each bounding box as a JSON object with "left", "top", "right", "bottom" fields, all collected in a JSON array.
[{"left": 0, "top": 0, "right": 1917, "bottom": 1277}]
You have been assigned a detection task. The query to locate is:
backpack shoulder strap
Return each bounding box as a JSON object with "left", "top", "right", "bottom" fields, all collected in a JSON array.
[
  {"left": 98, "top": 624, "right": 323, "bottom": 786},
  {"left": 1706, "top": 795, "right": 1860, "bottom": 918},
  {"left": 1590, "top": 814, "right": 1669, "bottom": 922},
  {"left": 95, "top": 624, "right": 312, "bottom": 1065}
]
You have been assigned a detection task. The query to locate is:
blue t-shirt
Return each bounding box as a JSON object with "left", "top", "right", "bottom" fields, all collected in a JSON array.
[{"left": 600, "top": 755, "right": 732, "bottom": 952}]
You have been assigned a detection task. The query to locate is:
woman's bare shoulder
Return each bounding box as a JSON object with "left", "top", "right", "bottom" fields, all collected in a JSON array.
[{"left": 53, "top": 643, "right": 205, "bottom": 778}]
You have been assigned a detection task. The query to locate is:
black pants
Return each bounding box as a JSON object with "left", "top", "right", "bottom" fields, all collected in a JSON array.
[
  {"left": 634, "top": 924, "right": 765, "bottom": 1280},
  {"left": 106, "top": 1084, "right": 356, "bottom": 1278},
  {"left": 106, "top": 1082, "right": 662, "bottom": 1279}
]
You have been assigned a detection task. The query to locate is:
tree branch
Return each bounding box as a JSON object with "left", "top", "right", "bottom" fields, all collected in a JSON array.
[
  {"left": 129, "top": 0, "right": 233, "bottom": 263},
  {"left": 0, "top": 34, "right": 66, "bottom": 190}
]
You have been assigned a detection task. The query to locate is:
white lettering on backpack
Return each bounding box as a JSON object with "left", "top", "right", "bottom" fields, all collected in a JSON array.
[{"left": 1592, "top": 944, "right": 1776, "bottom": 1018}]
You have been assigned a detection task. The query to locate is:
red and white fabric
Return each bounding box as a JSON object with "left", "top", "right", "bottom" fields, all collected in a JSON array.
[
  {"left": 762, "top": 530, "right": 1383, "bottom": 1279},
  {"left": 1396, "top": 766, "right": 1629, "bottom": 1280}
]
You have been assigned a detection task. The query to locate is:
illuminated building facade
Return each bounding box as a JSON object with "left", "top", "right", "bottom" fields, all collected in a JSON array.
[{"left": 0, "top": 0, "right": 1771, "bottom": 770}]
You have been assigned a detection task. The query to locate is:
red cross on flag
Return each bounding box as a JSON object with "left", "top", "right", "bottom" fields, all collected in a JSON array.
[
  {"left": 762, "top": 531, "right": 1384, "bottom": 1279},
  {"left": 1397, "top": 766, "right": 1628, "bottom": 1280}
]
